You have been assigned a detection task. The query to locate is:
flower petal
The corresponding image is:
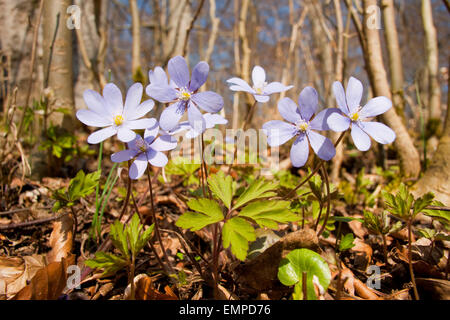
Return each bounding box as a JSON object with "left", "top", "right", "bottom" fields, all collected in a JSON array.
[
  {"left": 310, "top": 108, "right": 341, "bottom": 131},
  {"left": 125, "top": 118, "right": 157, "bottom": 130},
  {"left": 126, "top": 99, "right": 155, "bottom": 120},
  {"left": 111, "top": 149, "right": 138, "bottom": 163},
  {"left": 129, "top": 154, "right": 148, "bottom": 179},
  {"left": 264, "top": 82, "right": 293, "bottom": 94},
  {"left": 346, "top": 77, "right": 363, "bottom": 114},
  {"left": 123, "top": 83, "right": 143, "bottom": 120},
  {"left": 326, "top": 112, "right": 351, "bottom": 132},
  {"left": 332, "top": 81, "right": 349, "bottom": 115},
  {"left": 145, "top": 85, "right": 178, "bottom": 103},
  {"left": 226, "top": 77, "right": 254, "bottom": 93},
  {"left": 149, "top": 67, "right": 168, "bottom": 87},
  {"left": 87, "top": 126, "right": 117, "bottom": 144},
  {"left": 150, "top": 135, "right": 177, "bottom": 152},
  {"left": 143, "top": 120, "right": 160, "bottom": 143},
  {"left": 254, "top": 94, "right": 270, "bottom": 103},
  {"left": 278, "top": 97, "right": 302, "bottom": 123},
  {"left": 188, "top": 102, "right": 206, "bottom": 133},
  {"left": 159, "top": 102, "right": 185, "bottom": 131},
  {"left": 360, "top": 121, "right": 396, "bottom": 144},
  {"left": 83, "top": 89, "right": 111, "bottom": 118},
  {"left": 252, "top": 66, "right": 266, "bottom": 85},
  {"left": 147, "top": 149, "right": 168, "bottom": 167},
  {"left": 168, "top": 56, "right": 190, "bottom": 88},
  {"left": 359, "top": 96, "right": 392, "bottom": 119},
  {"left": 117, "top": 127, "right": 137, "bottom": 142},
  {"left": 189, "top": 61, "right": 209, "bottom": 92},
  {"left": 262, "top": 120, "right": 296, "bottom": 147},
  {"left": 76, "top": 109, "right": 111, "bottom": 127},
  {"left": 204, "top": 113, "right": 228, "bottom": 128},
  {"left": 103, "top": 83, "right": 124, "bottom": 116},
  {"left": 290, "top": 134, "right": 309, "bottom": 167},
  {"left": 351, "top": 123, "right": 371, "bottom": 151},
  {"left": 191, "top": 91, "right": 224, "bottom": 113},
  {"left": 307, "top": 130, "right": 336, "bottom": 161},
  {"left": 298, "top": 86, "right": 319, "bottom": 121}
]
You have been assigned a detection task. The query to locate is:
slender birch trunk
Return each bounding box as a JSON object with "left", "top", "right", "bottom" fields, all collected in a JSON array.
[{"left": 130, "top": 0, "right": 144, "bottom": 82}]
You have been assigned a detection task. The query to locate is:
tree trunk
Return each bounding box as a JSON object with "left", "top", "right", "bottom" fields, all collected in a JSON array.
[
  {"left": 413, "top": 57, "right": 450, "bottom": 205},
  {"left": 43, "top": 0, "right": 75, "bottom": 129},
  {"left": 362, "top": 0, "right": 420, "bottom": 178},
  {"left": 381, "top": 0, "right": 406, "bottom": 119},
  {"left": 129, "top": 0, "right": 144, "bottom": 82}
]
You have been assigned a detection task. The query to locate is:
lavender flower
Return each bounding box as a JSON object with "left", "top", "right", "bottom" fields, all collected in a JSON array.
[
  {"left": 327, "top": 77, "right": 396, "bottom": 151},
  {"left": 226, "top": 66, "right": 293, "bottom": 103},
  {"left": 168, "top": 113, "right": 228, "bottom": 139},
  {"left": 145, "top": 56, "right": 224, "bottom": 133},
  {"left": 110, "top": 122, "right": 177, "bottom": 179},
  {"left": 77, "top": 83, "right": 155, "bottom": 144},
  {"left": 262, "top": 87, "right": 336, "bottom": 167}
]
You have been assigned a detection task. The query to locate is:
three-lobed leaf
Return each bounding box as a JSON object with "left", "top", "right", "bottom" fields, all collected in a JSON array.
[
  {"left": 208, "top": 171, "right": 234, "bottom": 209},
  {"left": 176, "top": 198, "right": 224, "bottom": 231},
  {"left": 222, "top": 217, "right": 256, "bottom": 261},
  {"left": 233, "top": 179, "right": 278, "bottom": 210},
  {"left": 85, "top": 251, "right": 128, "bottom": 276},
  {"left": 239, "top": 200, "right": 298, "bottom": 229}
]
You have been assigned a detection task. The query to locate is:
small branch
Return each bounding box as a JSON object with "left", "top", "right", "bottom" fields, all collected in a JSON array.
[
  {"left": 182, "top": 0, "right": 206, "bottom": 57},
  {"left": 0, "top": 211, "right": 69, "bottom": 230}
]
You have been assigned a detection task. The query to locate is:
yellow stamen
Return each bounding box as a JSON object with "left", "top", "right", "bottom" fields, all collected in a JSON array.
[
  {"left": 351, "top": 113, "right": 359, "bottom": 121},
  {"left": 297, "top": 121, "right": 309, "bottom": 132},
  {"left": 114, "top": 115, "right": 124, "bottom": 126}
]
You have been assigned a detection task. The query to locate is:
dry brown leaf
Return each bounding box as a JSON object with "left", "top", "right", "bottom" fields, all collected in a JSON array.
[
  {"left": 0, "top": 254, "right": 46, "bottom": 299},
  {"left": 124, "top": 274, "right": 178, "bottom": 300},
  {"left": 348, "top": 215, "right": 367, "bottom": 239},
  {"left": 46, "top": 214, "right": 74, "bottom": 263},
  {"left": 350, "top": 238, "right": 373, "bottom": 270},
  {"left": 12, "top": 254, "right": 75, "bottom": 300}
]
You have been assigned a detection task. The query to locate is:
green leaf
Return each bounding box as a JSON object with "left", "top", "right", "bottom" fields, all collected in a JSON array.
[
  {"left": 334, "top": 216, "right": 365, "bottom": 224},
  {"left": 126, "top": 213, "right": 143, "bottom": 256},
  {"left": 176, "top": 198, "right": 224, "bottom": 231},
  {"left": 136, "top": 224, "right": 154, "bottom": 253},
  {"left": 239, "top": 200, "right": 298, "bottom": 229},
  {"left": 222, "top": 217, "right": 256, "bottom": 261},
  {"left": 233, "top": 179, "right": 278, "bottom": 210},
  {"left": 110, "top": 220, "right": 129, "bottom": 259},
  {"left": 413, "top": 192, "right": 435, "bottom": 216},
  {"left": 68, "top": 170, "right": 101, "bottom": 202},
  {"left": 208, "top": 171, "right": 233, "bottom": 209},
  {"left": 339, "top": 233, "right": 355, "bottom": 251},
  {"left": 84, "top": 251, "right": 128, "bottom": 276},
  {"left": 277, "top": 248, "right": 331, "bottom": 300},
  {"left": 417, "top": 228, "right": 436, "bottom": 239}
]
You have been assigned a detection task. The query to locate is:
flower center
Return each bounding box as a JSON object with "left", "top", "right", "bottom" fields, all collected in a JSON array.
[
  {"left": 296, "top": 120, "right": 309, "bottom": 132},
  {"left": 253, "top": 81, "right": 267, "bottom": 95},
  {"left": 350, "top": 112, "right": 360, "bottom": 121},
  {"left": 135, "top": 138, "right": 149, "bottom": 153},
  {"left": 113, "top": 115, "right": 124, "bottom": 126},
  {"left": 177, "top": 88, "right": 192, "bottom": 101}
]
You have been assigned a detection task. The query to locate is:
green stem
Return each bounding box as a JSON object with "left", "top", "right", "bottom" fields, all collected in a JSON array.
[
  {"left": 317, "top": 163, "right": 331, "bottom": 237},
  {"left": 408, "top": 219, "right": 420, "bottom": 300}
]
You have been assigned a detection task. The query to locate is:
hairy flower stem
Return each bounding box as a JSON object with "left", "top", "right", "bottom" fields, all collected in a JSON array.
[
  {"left": 285, "top": 131, "right": 346, "bottom": 199},
  {"left": 408, "top": 219, "right": 420, "bottom": 300},
  {"left": 227, "top": 101, "right": 258, "bottom": 175},
  {"left": 146, "top": 167, "right": 175, "bottom": 276},
  {"left": 129, "top": 254, "right": 136, "bottom": 300},
  {"left": 317, "top": 163, "right": 331, "bottom": 237},
  {"left": 381, "top": 233, "right": 389, "bottom": 264}
]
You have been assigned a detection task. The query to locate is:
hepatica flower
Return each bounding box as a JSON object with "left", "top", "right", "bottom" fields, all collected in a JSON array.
[
  {"left": 145, "top": 56, "right": 224, "bottom": 133},
  {"left": 327, "top": 77, "right": 396, "bottom": 151},
  {"left": 77, "top": 83, "right": 155, "bottom": 144},
  {"left": 263, "top": 87, "right": 336, "bottom": 167},
  {"left": 168, "top": 113, "right": 228, "bottom": 139},
  {"left": 110, "top": 122, "right": 177, "bottom": 179},
  {"left": 227, "top": 66, "right": 293, "bottom": 103}
]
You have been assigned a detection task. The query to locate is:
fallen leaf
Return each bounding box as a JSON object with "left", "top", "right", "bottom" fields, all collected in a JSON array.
[
  {"left": 0, "top": 255, "right": 46, "bottom": 299},
  {"left": 124, "top": 274, "right": 178, "bottom": 300},
  {"left": 12, "top": 254, "right": 75, "bottom": 300},
  {"left": 47, "top": 214, "right": 74, "bottom": 263}
]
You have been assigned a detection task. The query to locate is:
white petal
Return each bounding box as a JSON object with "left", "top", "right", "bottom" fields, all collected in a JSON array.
[
  {"left": 87, "top": 126, "right": 117, "bottom": 144},
  {"left": 252, "top": 66, "right": 266, "bottom": 85},
  {"left": 117, "top": 127, "right": 137, "bottom": 142},
  {"left": 123, "top": 83, "right": 143, "bottom": 120}
]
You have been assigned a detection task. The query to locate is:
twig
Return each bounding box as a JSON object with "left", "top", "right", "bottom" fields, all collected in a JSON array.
[
  {"left": 182, "top": 0, "right": 206, "bottom": 57},
  {"left": 0, "top": 211, "right": 69, "bottom": 230}
]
